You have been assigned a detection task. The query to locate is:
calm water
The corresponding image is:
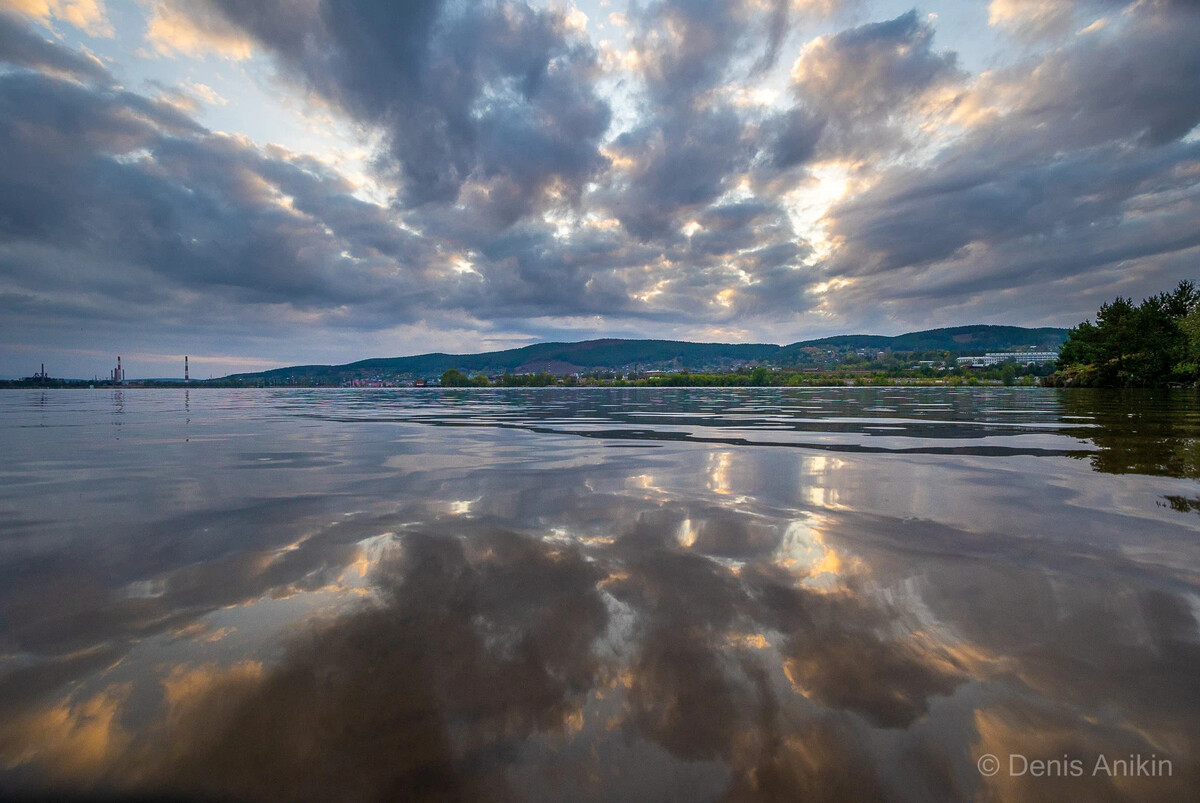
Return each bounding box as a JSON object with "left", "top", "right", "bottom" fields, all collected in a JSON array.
[{"left": 1, "top": 387, "right": 1198, "bottom": 801}]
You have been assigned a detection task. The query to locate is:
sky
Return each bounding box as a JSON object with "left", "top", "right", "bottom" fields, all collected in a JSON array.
[{"left": 0, "top": 0, "right": 1197, "bottom": 379}]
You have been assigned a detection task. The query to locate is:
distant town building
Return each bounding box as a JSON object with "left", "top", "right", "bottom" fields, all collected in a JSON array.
[{"left": 956, "top": 351, "right": 1059, "bottom": 367}]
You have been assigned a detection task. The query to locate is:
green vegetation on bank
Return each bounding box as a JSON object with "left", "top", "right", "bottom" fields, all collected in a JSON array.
[
  {"left": 430, "top": 360, "right": 1053, "bottom": 389},
  {"left": 4, "top": 325, "right": 1069, "bottom": 388},
  {"left": 1, "top": 359, "right": 1054, "bottom": 389},
  {"left": 1045, "top": 281, "right": 1200, "bottom": 388},
  {"left": 219, "top": 325, "right": 1066, "bottom": 386}
]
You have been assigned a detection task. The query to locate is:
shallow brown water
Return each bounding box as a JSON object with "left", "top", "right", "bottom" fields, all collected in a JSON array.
[{"left": 1, "top": 387, "right": 1198, "bottom": 801}]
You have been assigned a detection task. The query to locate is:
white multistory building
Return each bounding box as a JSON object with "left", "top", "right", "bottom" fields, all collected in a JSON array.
[{"left": 956, "top": 351, "right": 1059, "bottom": 367}]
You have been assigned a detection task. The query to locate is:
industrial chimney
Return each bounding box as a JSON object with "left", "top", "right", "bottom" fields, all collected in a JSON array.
[{"left": 185, "top": 355, "right": 189, "bottom": 383}]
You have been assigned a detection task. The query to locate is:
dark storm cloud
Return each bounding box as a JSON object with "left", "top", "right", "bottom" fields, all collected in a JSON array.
[
  {"left": 0, "top": 73, "right": 407, "bottom": 309},
  {"left": 763, "top": 106, "right": 827, "bottom": 170},
  {"left": 434, "top": 219, "right": 641, "bottom": 320},
  {"left": 833, "top": 140, "right": 1200, "bottom": 281},
  {"left": 687, "top": 202, "right": 790, "bottom": 256},
  {"left": 4, "top": 0, "right": 1200, "bottom": 365},
  {"left": 604, "top": 104, "right": 754, "bottom": 241},
  {"left": 113, "top": 0, "right": 696, "bottom": 330},
  {"left": 188, "top": 0, "right": 611, "bottom": 224},
  {"left": 579, "top": 0, "right": 828, "bottom": 320},
  {"left": 630, "top": 0, "right": 790, "bottom": 104},
  {"left": 1009, "top": 1, "right": 1200, "bottom": 148},
  {"left": 0, "top": 17, "right": 662, "bottom": 339},
  {"left": 790, "top": 9, "right": 962, "bottom": 158},
  {"left": 607, "top": 0, "right": 803, "bottom": 239},
  {"left": 0, "top": 21, "right": 467, "bottom": 342},
  {"left": 0, "top": 1, "right": 836, "bottom": 357},
  {"left": 819, "top": 0, "right": 1200, "bottom": 324}
]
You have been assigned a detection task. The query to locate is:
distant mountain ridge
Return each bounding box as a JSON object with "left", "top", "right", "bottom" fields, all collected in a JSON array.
[
  {"left": 774, "top": 325, "right": 1068, "bottom": 361},
  {"left": 221, "top": 326, "right": 1068, "bottom": 383}
]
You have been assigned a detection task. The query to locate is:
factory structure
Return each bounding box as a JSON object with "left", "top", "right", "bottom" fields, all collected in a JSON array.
[
  {"left": 98, "top": 355, "right": 191, "bottom": 383},
  {"left": 5, "top": 354, "right": 204, "bottom": 386}
]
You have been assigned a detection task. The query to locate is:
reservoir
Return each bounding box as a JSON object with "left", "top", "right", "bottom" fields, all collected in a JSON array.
[{"left": 1, "top": 387, "right": 1197, "bottom": 801}]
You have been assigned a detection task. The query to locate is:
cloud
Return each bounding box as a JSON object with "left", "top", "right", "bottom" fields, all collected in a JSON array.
[
  {"left": 0, "top": 10, "right": 108, "bottom": 80},
  {"left": 0, "top": 15, "right": 734, "bottom": 364},
  {"left": 987, "top": 0, "right": 1128, "bottom": 40},
  {"left": 0, "top": 0, "right": 111, "bottom": 37},
  {"left": 629, "top": 0, "right": 791, "bottom": 105},
  {"left": 604, "top": 104, "right": 755, "bottom": 240},
  {"left": 0, "top": 2, "right": 910, "bottom": 369},
  {"left": 790, "top": 9, "right": 963, "bottom": 158},
  {"left": 0, "top": 58, "right": 444, "bottom": 344},
  {"left": 988, "top": 0, "right": 1079, "bottom": 38},
  {"left": 169, "top": 0, "right": 611, "bottom": 227},
  {"left": 141, "top": 0, "right": 255, "bottom": 59},
  {"left": 763, "top": 106, "right": 827, "bottom": 169},
  {"left": 816, "top": 0, "right": 1200, "bottom": 327},
  {"left": 1006, "top": 2, "right": 1200, "bottom": 147},
  {"left": 4, "top": 0, "right": 1200, "bottom": 373},
  {"left": 587, "top": 0, "right": 826, "bottom": 318}
]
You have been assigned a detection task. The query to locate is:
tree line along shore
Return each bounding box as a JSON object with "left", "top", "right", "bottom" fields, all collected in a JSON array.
[{"left": 1043, "top": 280, "right": 1199, "bottom": 388}]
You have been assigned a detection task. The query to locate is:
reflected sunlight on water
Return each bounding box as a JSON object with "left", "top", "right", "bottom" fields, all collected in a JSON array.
[{"left": 0, "top": 387, "right": 1198, "bottom": 801}]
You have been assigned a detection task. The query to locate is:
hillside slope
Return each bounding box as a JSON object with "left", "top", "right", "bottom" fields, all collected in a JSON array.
[
  {"left": 775, "top": 325, "right": 1068, "bottom": 361},
  {"left": 221, "top": 326, "right": 1068, "bottom": 383}
]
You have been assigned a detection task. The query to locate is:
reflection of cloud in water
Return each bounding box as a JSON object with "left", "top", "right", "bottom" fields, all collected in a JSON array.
[
  {"left": 0, "top": 683, "right": 131, "bottom": 778},
  {"left": 774, "top": 515, "right": 845, "bottom": 590},
  {"left": 708, "top": 450, "right": 734, "bottom": 495},
  {"left": 2, "top": 493, "right": 987, "bottom": 799},
  {"left": 676, "top": 517, "right": 695, "bottom": 548},
  {"left": 151, "top": 529, "right": 609, "bottom": 801},
  {"left": 3, "top": 389, "right": 1200, "bottom": 800}
]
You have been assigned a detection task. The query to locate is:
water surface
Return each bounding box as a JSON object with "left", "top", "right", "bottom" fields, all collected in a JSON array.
[{"left": 1, "top": 388, "right": 1198, "bottom": 801}]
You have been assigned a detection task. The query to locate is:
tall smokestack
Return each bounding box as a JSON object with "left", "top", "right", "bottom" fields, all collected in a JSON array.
[{"left": 185, "top": 355, "right": 189, "bottom": 383}]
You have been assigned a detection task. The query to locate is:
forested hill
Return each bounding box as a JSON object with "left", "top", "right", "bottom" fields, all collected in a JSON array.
[
  {"left": 774, "top": 325, "right": 1069, "bottom": 361},
  {"left": 225, "top": 339, "right": 779, "bottom": 384},
  {"left": 220, "top": 326, "right": 1068, "bottom": 384}
]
